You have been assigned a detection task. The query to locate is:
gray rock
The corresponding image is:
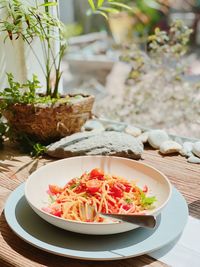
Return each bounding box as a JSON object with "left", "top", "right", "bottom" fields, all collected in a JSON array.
[
  {"left": 148, "top": 130, "right": 169, "bottom": 149},
  {"left": 47, "top": 131, "right": 143, "bottom": 159},
  {"left": 82, "top": 120, "right": 105, "bottom": 132},
  {"left": 180, "top": 142, "right": 194, "bottom": 157},
  {"left": 105, "top": 124, "right": 126, "bottom": 132},
  {"left": 180, "top": 149, "right": 193, "bottom": 157},
  {"left": 137, "top": 132, "right": 149, "bottom": 144},
  {"left": 192, "top": 141, "right": 200, "bottom": 158},
  {"left": 173, "top": 136, "right": 183, "bottom": 145},
  {"left": 125, "top": 125, "right": 142, "bottom": 137},
  {"left": 187, "top": 155, "right": 200, "bottom": 164},
  {"left": 159, "top": 140, "right": 182, "bottom": 155}
]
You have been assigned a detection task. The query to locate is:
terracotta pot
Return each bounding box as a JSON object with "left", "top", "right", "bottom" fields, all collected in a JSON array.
[{"left": 3, "top": 94, "right": 95, "bottom": 144}]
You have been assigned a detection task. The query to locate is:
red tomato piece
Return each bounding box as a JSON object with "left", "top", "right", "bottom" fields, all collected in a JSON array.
[
  {"left": 49, "top": 184, "right": 62, "bottom": 195},
  {"left": 124, "top": 184, "right": 131, "bottom": 192},
  {"left": 99, "top": 217, "right": 104, "bottom": 222},
  {"left": 66, "top": 178, "right": 76, "bottom": 187},
  {"left": 74, "top": 183, "right": 86, "bottom": 193},
  {"left": 51, "top": 210, "right": 62, "bottom": 217},
  {"left": 109, "top": 205, "right": 118, "bottom": 213},
  {"left": 121, "top": 204, "right": 132, "bottom": 211},
  {"left": 109, "top": 184, "right": 123, "bottom": 198},
  {"left": 131, "top": 187, "right": 136, "bottom": 192},
  {"left": 143, "top": 185, "right": 148, "bottom": 193},
  {"left": 86, "top": 179, "right": 102, "bottom": 194},
  {"left": 89, "top": 168, "right": 104, "bottom": 180},
  {"left": 101, "top": 206, "right": 106, "bottom": 213}
]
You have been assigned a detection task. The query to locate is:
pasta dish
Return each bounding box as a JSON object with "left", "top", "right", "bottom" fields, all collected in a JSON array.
[{"left": 43, "top": 168, "right": 156, "bottom": 222}]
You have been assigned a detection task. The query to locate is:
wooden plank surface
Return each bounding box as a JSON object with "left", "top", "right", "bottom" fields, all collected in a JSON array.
[{"left": 0, "top": 142, "right": 199, "bottom": 267}]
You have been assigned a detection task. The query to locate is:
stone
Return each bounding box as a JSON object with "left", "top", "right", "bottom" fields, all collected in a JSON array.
[
  {"left": 159, "top": 140, "right": 182, "bottom": 155},
  {"left": 192, "top": 141, "right": 200, "bottom": 158},
  {"left": 137, "top": 132, "right": 149, "bottom": 143},
  {"left": 187, "top": 155, "right": 200, "bottom": 164},
  {"left": 180, "top": 142, "right": 194, "bottom": 157},
  {"left": 82, "top": 120, "right": 105, "bottom": 132},
  {"left": 148, "top": 130, "right": 169, "bottom": 149},
  {"left": 47, "top": 131, "right": 143, "bottom": 159},
  {"left": 105, "top": 124, "right": 126, "bottom": 132},
  {"left": 125, "top": 125, "right": 142, "bottom": 137},
  {"left": 180, "top": 149, "right": 193, "bottom": 157},
  {"left": 173, "top": 136, "right": 183, "bottom": 145}
]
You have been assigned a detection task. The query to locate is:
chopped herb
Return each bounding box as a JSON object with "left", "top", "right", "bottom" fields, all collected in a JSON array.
[
  {"left": 125, "top": 198, "right": 132, "bottom": 204},
  {"left": 141, "top": 192, "right": 156, "bottom": 207},
  {"left": 69, "top": 184, "right": 77, "bottom": 190},
  {"left": 69, "top": 179, "right": 81, "bottom": 190}
]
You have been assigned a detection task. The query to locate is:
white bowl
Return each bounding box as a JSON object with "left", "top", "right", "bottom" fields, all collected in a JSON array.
[{"left": 25, "top": 156, "right": 172, "bottom": 235}]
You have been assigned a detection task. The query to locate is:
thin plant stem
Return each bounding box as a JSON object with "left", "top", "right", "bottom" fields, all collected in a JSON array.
[
  {"left": 23, "top": 37, "right": 46, "bottom": 78},
  {"left": 30, "top": 8, "right": 60, "bottom": 96},
  {"left": 44, "top": 0, "right": 51, "bottom": 95},
  {"left": 28, "top": 9, "right": 52, "bottom": 95},
  {"left": 52, "top": 0, "right": 65, "bottom": 97}
]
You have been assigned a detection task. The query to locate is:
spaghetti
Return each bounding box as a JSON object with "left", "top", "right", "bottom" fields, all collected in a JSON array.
[{"left": 43, "top": 168, "right": 156, "bottom": 222}]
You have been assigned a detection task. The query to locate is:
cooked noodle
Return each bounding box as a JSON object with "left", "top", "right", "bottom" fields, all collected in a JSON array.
[{"left": 43, "top": 168, "right": 156, "bottom": 222}]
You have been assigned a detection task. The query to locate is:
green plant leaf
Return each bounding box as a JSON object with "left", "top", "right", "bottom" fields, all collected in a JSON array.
[
  {"left": 93, "top": 10, "right": 108, "bottom": 19},
  {"left": 107, "top": 1, "right": 132, "bottom": 11},
  {"left": 98, "top": 6, "right": 119, "bottom": 13},
  {"left": 40, "top": 2, "right": 57, "bottom": 7},
  {"left": 31, "top": 143, "right": 47, "bottom": 157},
  {"left": 97, "top": 0, "right": 105, "bottom": 8},
  {"left": 88, "top": 0, "right": 95, "bottom": 11}
]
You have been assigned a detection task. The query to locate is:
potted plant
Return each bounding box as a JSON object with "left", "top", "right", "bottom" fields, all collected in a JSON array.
[
  {"left": 0, "top": 0, "right": 96, "bottom": 147},
  {"left": 0, "top": 0, "right": 131, "bottom": 154}
]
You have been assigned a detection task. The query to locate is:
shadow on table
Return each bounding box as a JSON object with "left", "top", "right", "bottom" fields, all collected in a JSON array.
[
  {"left": 0, "top": 158, "right": 39, "bottom": 180},
  {"left": 0, "top": 142, "right": 24, "bottom": 161}
]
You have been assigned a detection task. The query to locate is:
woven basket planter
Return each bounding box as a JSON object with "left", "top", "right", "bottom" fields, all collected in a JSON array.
[{"left": 3, "top": 94, "right": 95, "bottom": 144}]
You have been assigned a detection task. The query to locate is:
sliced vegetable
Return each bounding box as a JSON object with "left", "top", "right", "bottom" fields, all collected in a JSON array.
[
  {"left": 141, "top": 192, "right": 157, "bottom": 207},
  {"left": 86, "top": 179, "right": 102, "bottom": 194},
  {"left": 89, "top": 168, "right": 104, "bottom": 180},
  {"left": 143, "top": 185, "right": 148, "bottom": 193},
  {"left": 110, "top": 184, "right": 123, "bottom": 198},
  {"left": 48, "top": 184, "right": 62, "bottom": 195}
]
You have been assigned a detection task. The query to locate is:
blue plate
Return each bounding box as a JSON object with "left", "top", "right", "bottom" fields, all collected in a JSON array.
[{"left": 4, "top": 184, "right": 188, "bottom": 260}]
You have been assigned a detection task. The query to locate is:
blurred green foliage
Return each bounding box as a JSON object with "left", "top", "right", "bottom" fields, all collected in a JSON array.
[
  {"left": 121, "top": 20, "right": 193, "bottom": 83},
  {"left": 64, "top": 23, "right": 83, "bottom": 39},
  {"left": 87, "top": 0, "right": 169, "bottom": 36}
]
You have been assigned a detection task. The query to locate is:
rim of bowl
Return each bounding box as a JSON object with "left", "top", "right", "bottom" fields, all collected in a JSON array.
[{"left": 25, "top": 155, "right": 172, "bottom": 226}]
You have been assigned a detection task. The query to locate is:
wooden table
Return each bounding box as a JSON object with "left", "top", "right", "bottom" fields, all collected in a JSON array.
[{"left": 0, "top": 142, "right": 199, "bottom": 267}]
